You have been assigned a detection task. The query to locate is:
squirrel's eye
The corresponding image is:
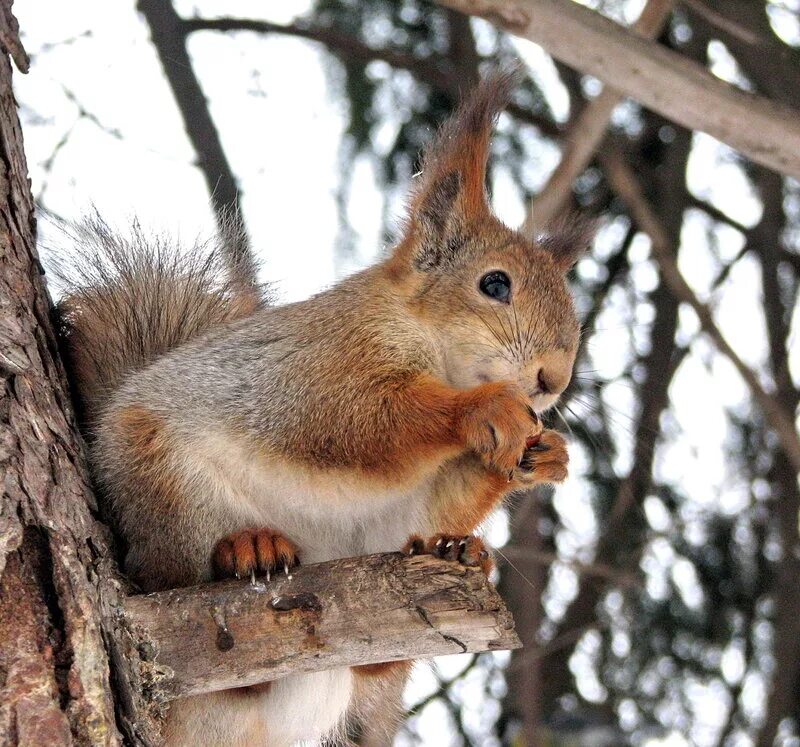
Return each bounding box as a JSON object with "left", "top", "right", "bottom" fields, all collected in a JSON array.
[{"left": 479, "top": 271, "right": 511, "bottom": 303}]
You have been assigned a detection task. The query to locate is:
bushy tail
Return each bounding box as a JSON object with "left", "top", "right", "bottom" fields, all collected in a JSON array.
[{"left": 47, "top": 214, "right": 266, "bottom": 429}]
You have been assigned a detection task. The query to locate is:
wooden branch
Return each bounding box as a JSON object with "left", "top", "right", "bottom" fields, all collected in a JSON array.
[
  {"left": 137, "top": 0, "right": 255, "bottom": 281},
  {"left": 183, "top": 17, "right": 455, "bottom": 96},
  {"left": 435, "top": 0, "right": 800, "bottom": 179},
  {"left": 522, "top": 0, "right": 674, "bottom": 233},
  {"left": 679, "top": 0, "right": 763, "bottom": 47},
  {"left": 182, "top": 16, "right": 564, "bottom": 141},
  {"left": 119, "top": 553, "right": 520, "bottom": 702},
  {"left": 599, "top": 145, "right": 800, "bottom": 474}
]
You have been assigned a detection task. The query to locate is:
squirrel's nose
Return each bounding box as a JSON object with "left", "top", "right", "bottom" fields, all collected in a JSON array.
[
  {"left": 537, "top": 368, "right": 550, "bottom": 394},
  {"left": 525, "top": 350, "right": 576, "bottom": 398}
]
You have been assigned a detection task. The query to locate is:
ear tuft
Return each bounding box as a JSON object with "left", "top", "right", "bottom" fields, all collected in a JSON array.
[
  {"left": 400, "top": 66, "right": 523, "bottom": 271},
  {"left": 417, "top": 66, "right": 521, "bottom": 215},
  {"left": 537, "top": 213, "right": 598, "bottom": 271}
]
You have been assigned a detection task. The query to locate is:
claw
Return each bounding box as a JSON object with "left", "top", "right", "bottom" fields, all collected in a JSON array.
[
  {"left": 284, "top": 562, "right": 292, "bottom": 580},
  {"left": 436, "top": 537, "right": 445, "bottom": 549},
  {"left": 250, "top": 569, "right": 257, "bottom": 586},
  {"left": 445, "top": 540, "right": 454, "bottom": 550}
]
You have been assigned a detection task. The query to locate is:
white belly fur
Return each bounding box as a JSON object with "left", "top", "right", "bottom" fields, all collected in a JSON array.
[{"left": 177, "top": 432, "right": 435, "bottom": 744}]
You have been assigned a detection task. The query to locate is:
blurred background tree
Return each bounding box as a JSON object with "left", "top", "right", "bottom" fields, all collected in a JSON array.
[{"left": 14, "top": 0, "right": 800, "bottom": 744}]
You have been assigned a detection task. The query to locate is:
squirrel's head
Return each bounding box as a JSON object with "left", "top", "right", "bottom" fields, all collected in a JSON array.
[{"left": 386, "top": 69, "right": 593, "bottom": 413}]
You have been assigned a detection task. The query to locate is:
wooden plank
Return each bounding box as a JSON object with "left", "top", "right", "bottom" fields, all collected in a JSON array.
[
  {"left": 436, "top": 0, "right": 800, "bottom": 179},
  {"left": 121, "top": 553, "right": 520, "bottom": 701}
]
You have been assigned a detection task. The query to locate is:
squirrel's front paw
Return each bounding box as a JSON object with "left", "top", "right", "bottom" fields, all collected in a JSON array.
[
  {"left": 213, "top": 528, "right": 300, "bottom": 581},
  {"left": 457, "top": 381, "right": 540, "bottom": 474},
  {"left": 513, "top": 429, "right": 569, "bottom": 485},
  {"left": 403, "top": 533, "right": 493, "bottom": 574}
]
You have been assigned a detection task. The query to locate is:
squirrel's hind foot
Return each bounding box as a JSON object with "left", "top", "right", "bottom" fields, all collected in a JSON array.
[
  {"left": 213, "top": 528, "right": 300, "bottom": 581},
  {"left": 403, "top": 533, "right": 493, "bottom": 575}
]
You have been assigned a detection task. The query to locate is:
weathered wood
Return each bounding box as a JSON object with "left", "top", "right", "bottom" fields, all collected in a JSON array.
[
  {"left": 435, "top": 0, "right": 800, "bottom": 179},
  {"left": 121, "top": 553, "right": 521, "bottom": 701}
]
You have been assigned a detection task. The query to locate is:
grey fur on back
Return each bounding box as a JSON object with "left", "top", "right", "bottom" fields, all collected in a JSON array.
[{"left": 47, "top": 213, "right": 267, "bottom": 428}]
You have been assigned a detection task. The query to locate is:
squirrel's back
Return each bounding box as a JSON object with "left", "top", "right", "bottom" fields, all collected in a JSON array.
[{"left": 49, "top": 215, "right": 265, "bottom": 429}]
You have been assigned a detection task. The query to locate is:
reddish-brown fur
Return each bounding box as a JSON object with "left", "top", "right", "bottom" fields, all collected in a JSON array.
[
  {"left": 67, "top": 70, "right": 587, "bottom": 744},
  {"left": 353, "top": 661, "right": 412, "bottom": 678},
  {"left": 213, "top": 528, "right": 300, "bottom": 579}
]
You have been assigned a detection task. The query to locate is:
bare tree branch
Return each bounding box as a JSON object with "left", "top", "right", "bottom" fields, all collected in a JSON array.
[
  {"left": 435, "top": 0, "right": 800, "bottom": 178},
  {"left": 137, "top": 0, "right": 255, "bottom": 282},
  {"left": 182, "top": 15, "right": 564, "bottom": 141},
  {"left": 183, "top": 17, "right": 455, "bottom": 96},
  {"left": 747, "top": 168, "right": 800, "bottom": 747},
  {"left": 679, "top": 0, "right": 764, "bottom": 47},
  {"left": 686, "top": 0, "right": 800, "bottom": 102},
  {"left": 522, "top": 0, "right": 675, "bottom": 233},
  {"left": 600, "top": 144, "right": 800, "bottom": 473},
  {"left": 119, "top": 553, "right": 520, "bottom": 702},
  {"left": 534, "top": 106, "right": 693, "bottom": 716},
  {"left": 685, "top": 193, "right": 753, "bottom": 235}
]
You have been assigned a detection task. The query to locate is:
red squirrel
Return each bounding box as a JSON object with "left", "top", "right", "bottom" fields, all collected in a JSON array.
[{"left": 57, "top": 69, "right": 591, "bottom": 746}]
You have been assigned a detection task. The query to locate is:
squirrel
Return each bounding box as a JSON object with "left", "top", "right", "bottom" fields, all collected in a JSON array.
[{"left": 54, "top": 69, "right": 592, "bottom": 746}]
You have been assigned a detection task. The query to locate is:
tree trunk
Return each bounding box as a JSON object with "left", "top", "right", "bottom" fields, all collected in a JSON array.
[{"left": 0, "top": 4, "right": 156, "bottom": 744}]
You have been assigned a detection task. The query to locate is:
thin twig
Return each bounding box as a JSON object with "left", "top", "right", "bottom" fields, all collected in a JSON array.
[
  {"left": 522, "top": 0, "right": 676, "bottom": 233},
  {"left": 599, "top": 143, "right": 800, "bottom": 473}
]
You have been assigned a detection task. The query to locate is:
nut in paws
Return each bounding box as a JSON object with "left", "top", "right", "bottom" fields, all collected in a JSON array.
[
  {"left": 458, "top": 381, "right": 541, "bottom": 474},
  {"left": 514, "top": 429, "right": 569, "bottom": 485}
]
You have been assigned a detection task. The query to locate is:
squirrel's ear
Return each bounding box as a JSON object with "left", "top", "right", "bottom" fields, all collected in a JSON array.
[
  {"left": 399, "top": 68, "right": 521, "bottom": 271},
  {"left": 537, "top": 214, "right": 598, "bottom": 272}
]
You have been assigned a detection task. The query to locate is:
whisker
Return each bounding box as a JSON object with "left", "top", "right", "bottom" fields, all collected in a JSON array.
[
  {"left": 510, "top": 297, "right": 524, "bottom": 361},
  {"left": 560, "top": 400, "right": 613, "bottom": 462},
  {"left": 493, "top": 546, "right": 545, "bottom": 597},
  {"left": 553, "top": 405, "right": 575, "bottom": 440},
  {"left": 454, "top": 299, "right": 518, "bottom": 366}
]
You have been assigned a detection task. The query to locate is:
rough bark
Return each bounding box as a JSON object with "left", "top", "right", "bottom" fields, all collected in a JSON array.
[
  {"left": 119, "top": 553, "right": 519, "bottom": 701},
  {"left": 0, "top": 4, "right": 135, "bottom": 744},
  {"left": 435, "top": 0, "right": 800, "bottom": 179}
]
